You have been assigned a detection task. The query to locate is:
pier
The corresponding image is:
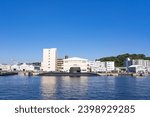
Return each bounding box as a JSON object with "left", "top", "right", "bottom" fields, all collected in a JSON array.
[
  {"left": 97, "top": 73, "right": 119, "bottom": 76},
  {"left": 0, "top": 71, "right": 18, "bottom": 76},
  {"left": 38, "top": 72, "right": 99, "bottom": 77}
]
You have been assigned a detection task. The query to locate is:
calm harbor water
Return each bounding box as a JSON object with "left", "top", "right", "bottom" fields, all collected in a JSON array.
[{"left": 0, "top": 75, "right": 150, "bottom": 100}]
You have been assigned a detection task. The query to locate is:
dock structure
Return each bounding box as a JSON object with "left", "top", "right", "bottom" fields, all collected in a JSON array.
[
  {"left": 97, "top": 73, "right": 119, "bottom": 76},
  {"left": 97, "top": 72, "right": 150, "bottom": 77},
  {"left": 0, "top": 71, "right": 18, "bottom": 76},
  {"left": 38, "top": 72, "right": 99, "bottom": 77}
]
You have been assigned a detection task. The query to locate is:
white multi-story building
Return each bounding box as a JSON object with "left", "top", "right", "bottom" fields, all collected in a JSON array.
[
  {"left": 132, "top": 59, "right": 144, "bottom": 66},
  {"left": 105, "top": 61, "right": 115, "bottom": 72},
  {"left": 41, "top": 48, "right": 57, "bottom": 72},
  {"left": 125, "top": 58, "right": 150, "bottom": 68},
  {"left": 132, "top": 59, "right": 150, "bottom": 67},
  {"left": 89, "top": 61, "right": 115, "bottom": 72},
  {"left": 89, "top": 61, "right": 106, "bottom": 72},
  {"left": 63, "top": 57, "right": 89, "bottom": 72},
  {"left": 145, "top": 60, "right": 150, "bottom": 67},
  {"left": 124, "top": 58, "right": 150, "bottom": 73},
  {"left": 57, "top": 58, "right": 63, "bottom": 71}
]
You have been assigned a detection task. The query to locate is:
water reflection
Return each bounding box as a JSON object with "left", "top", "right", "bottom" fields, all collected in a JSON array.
[
  {"left": 0, "top": 76, "right": 150, "bottom": 100},
  {"left": 86, "top": 76, "right": 117, "bottom": 99},
  {"left": 40, "top": 76, "right": 57, "bottom": 99},
  {"left": 40, "top": 76, "right": 88, "bottom": 99}
]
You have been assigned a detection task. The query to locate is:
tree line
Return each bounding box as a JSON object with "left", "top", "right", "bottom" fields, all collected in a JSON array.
[{"left": 96, "top": 53, "right": 150, "bottom": 67}]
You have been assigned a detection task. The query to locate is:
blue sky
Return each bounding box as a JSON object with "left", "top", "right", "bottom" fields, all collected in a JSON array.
[{"left": 0, "top": 0, "right": 150, "bottom": 63}]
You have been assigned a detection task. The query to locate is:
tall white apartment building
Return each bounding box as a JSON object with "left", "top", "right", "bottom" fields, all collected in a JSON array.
[{"left": 41, "top": 48, "right": 57, "bottom": 72}]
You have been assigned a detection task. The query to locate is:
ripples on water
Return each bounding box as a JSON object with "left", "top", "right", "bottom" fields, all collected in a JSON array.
[{"left": 0, "top": 75, "right": 150, "bottom": 100}]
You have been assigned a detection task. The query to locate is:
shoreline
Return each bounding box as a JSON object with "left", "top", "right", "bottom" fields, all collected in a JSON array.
[
  {"left": 38, "top": 72, "right": 99, "bottom": 77},
  {"left": 1, "top": 71, "right": 150, "bottom": 77}
]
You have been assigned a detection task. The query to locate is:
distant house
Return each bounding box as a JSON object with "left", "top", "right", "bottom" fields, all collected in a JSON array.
[
  {"left": 20, "top": 63, "right": 39, "bottom": 71},
  {"left": 11, "top": 64, "right": 20, "bottom": 71},
  {"left": 0, "top": 64, "right": 11, "bottom": 71},
  {"left": 11, "top": 63, "right": 40, "bottom": 72}
]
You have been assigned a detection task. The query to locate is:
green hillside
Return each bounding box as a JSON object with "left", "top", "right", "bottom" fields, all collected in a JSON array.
[{"left": 96, "top": 53, "right": 150, "bottom": 67}]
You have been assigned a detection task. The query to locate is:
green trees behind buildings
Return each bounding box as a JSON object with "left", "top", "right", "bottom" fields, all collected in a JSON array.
[{"left": 96, "top": 53, "right": 150, "bottom": 67}]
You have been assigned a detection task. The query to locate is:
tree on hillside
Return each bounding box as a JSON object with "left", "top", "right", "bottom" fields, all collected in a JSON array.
[{"left": 96, "top": 53, "right": 150, "bottom": 67}]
